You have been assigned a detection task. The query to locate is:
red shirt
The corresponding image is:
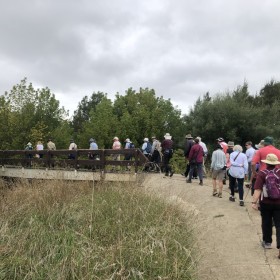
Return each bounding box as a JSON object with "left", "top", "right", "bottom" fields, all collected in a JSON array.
[
  {"left": 252, "top": 145, "right": 280, "bottom": 171},
  {"left": 254, "top": 166, "right": 280, "bottom": 204}
]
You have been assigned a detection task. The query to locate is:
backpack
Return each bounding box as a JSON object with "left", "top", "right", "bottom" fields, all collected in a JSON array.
[
  {"left": 145, "top": 142, "right": 152, "bottom": 154},
  {"left": 129, "top": 142, "right": 135, "bottom": 149},
  {"left": 261, "top": 169, "right": 280, "bottom": 199}
]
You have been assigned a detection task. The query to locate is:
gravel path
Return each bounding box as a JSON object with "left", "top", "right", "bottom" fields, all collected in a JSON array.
[{"left": 141, "top": 173, "right": 280, "bottom": 280}]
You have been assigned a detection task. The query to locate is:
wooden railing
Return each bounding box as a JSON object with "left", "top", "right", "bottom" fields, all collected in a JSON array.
[{"left": 0, "top": 149, "right": 148, "bottom": 173}]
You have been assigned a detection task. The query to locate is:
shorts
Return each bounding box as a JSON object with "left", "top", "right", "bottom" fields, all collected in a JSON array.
[{"left": 212, "top": 169, "right": 225, "bottom": 180}]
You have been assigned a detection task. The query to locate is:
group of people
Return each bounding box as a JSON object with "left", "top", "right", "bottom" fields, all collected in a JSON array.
[
  {"left": 25, "top": 139, "right": 56, "bottom": 158},
  {"left": 210, "top": 136, "right": 280, "bottom": 259}
]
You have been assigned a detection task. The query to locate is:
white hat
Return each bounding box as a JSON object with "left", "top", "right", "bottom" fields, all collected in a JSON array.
[
  {"left": 113, "top": 136, "right": 119, "bottom": 141},
  {"left": 164, "top": 133, "right": 172, "bottom": 140},
  {"left": 143, "top": 137, "right": 149, "bottom": 142},
  {"left": 261, "top": 153, "right": 280, "bottom": 165},
  {"left": 125, "top": 138, "right": 131, "bottom": 143}
]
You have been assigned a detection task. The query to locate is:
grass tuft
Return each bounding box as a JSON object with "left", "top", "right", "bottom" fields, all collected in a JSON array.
[{"left": 0, "top": 179, "right": 197, "bottom": 279}]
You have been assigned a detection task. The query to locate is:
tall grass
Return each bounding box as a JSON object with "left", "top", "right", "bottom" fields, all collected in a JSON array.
[{"left": 0, "top": 179, "right": 197, "bottom": 279}]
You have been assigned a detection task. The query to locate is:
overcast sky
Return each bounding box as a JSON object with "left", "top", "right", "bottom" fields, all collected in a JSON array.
[{"left": 1, "top": 0, "right": 280, "bottom": 116}]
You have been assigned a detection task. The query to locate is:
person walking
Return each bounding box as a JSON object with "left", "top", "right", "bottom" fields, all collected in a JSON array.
[
  {"left": 252, "top": 136, "right": 280, "bottom": 176},
  {"left": 228, "top": 145, "right": 248, "bottom": 206},
  {"left": 197, "top": 136, "right": 208, "bottom": 177},
  {"left": 161, "top": 133, "right": 174, "bottom": 177},
  {"left": 68, "top": 139, "right": 77, "bottom": 159},
  {"left": 252, "top": 153, "right": 280, "bottom": 259},
  {"left": 245, "top": 141, "right": 256, "bottom": 182},
  {"left": 141, "top": 138, "right": 152, "bottom": 159},
  {"left": 47, "top": 138, "right": 56, "bottom": 168},
  {"left": 182, "top": 134, "right": 194, "bottom": 177},
  {"left": 187, "top": 138, "right": 204, "bottom": 185},
  {"left": 211, "top": 144, "right": 226, "bottom": 198}
]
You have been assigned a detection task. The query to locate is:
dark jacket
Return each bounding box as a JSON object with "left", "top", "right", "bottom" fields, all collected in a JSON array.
[
  {"left": 184, "top": 139, "right": 194, "bottom": 158},
  {"left": 189, "top": 143, "right": 204, "bottom": 163}
]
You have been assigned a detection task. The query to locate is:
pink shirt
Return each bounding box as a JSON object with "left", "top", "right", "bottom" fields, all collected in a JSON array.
[{"left": 112, "top": 141, "right": 121, "bottom": 150}]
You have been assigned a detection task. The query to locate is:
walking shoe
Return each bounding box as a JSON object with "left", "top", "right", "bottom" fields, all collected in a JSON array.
[
  {"left": 164, "top": 173, "right": 169, "bottom": 177},
  {"left": 199, "top": 181, "right": 203, "bottom": 186},
  {"left": 213, "top": 191, "right": 218, "bottom": 196},
  {"left": 169, "top": 172, "right": 174, "bottom": 177},
  {"left": 222, "top": 179, "right": 226, "bottom": 185},
  {"left": 186, "top": 180, "right": 192, "bottom": 183},
  {"left": 239, "top": 201, "right": 244, "bottom": 206},
  {"left": 218, "top": 193, "right": 222, "bottom": 198},
  {"left": 229, "top": 196, "right": 235, "bottom": 202},
  {"left": 261, "top": 241, "right": 272, "bottom": 249}
]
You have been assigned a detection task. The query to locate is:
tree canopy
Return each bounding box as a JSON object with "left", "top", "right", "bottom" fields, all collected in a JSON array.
[{"left": 1, "top": 78, "right": 280, "bottom": 151}]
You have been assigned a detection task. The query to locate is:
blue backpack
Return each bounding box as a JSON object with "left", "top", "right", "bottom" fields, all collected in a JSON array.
[
  {"left": 145, "top": 142, "right": 152, "bottom": 154},
  {"left": 129, "top": 142, "right": 135, "bottom": 149}
]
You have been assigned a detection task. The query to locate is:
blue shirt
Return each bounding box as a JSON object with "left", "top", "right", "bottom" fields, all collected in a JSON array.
[
  {"left": 246, "top": 147, "right": 255, "bottom": 163},
  {"left": 89, "top": 142, "right": 98, "bottom": 150}
]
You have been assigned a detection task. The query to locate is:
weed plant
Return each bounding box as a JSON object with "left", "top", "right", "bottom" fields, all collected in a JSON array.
[{"left": 0, "top": 179, "right": 197, "bottom": 279}]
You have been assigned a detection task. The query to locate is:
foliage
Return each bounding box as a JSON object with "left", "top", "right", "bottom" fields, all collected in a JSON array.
[
  {"left": 2, "top": 77, "right": 280, "bottom": 154},
  {"left": 0, "top": 180, "right": 197, "bottom": 279},
  {"left": 0, "top": 78, "right": 68, "bottom": 149}
]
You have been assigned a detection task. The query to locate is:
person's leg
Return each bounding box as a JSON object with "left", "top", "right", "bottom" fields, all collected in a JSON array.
[
  {"left": 187, "top": 164, "right": 195, "bottom": 182},
  {"left": 202, "top": 156, "right": 207, "bottom": 177},
  {"left": 272, "top": 205, "right": 280, "bottom": 249},
  {"left": 248, "top": 162, "right": 252, "bottom": 181},
  {"left": 237, "top": 178, "right": 244, "bottom": 200},
  {"left": 193, "top": 165, "right": 198, "bottom": 179},
  {"left": 260, "top": 203, "right": 273, "bottom": 245},
  {"left": 197, "top": 163, "right": 203, "bottom": 185},
  {"left": 228, "top": 173, "right": 236, "bottom": 197},
  {"left": 163, "top": 153, "right": 170, "bottom": 175},
  {"left": 218, "top": 170, "right": 225, "bottom": 195}
]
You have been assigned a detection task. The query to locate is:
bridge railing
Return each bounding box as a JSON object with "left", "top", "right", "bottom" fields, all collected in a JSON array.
[{"left": 0, "top": 149, "right": 148, "bottom": 173}]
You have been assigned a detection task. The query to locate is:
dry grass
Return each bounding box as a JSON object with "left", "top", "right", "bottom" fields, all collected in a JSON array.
[{"left": 0, "top": 178, "right": 197, "bottom": 279}]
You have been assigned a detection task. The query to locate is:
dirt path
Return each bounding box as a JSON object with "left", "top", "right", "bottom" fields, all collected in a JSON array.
[{"left": 141, "top": 173, "right": 280, "bottom": 280}]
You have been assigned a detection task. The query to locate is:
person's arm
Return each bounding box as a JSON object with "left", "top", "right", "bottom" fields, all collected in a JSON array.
[
  {"left": 251, "top": 189, "right": 261, "bottom": 210},
  {"left": 251, "top": 172, "right": 264, "bottom": 210},
  {"left": 210, "top": 152, "right": 215, "bottom": 170},
  {"left": 251, "top": 150, "right": 260, "bottom": 178}
]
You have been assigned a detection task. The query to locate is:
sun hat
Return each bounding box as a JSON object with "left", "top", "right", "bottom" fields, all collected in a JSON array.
[
  {"left": 27, "top": 142, "right": 32, "bottom": 146},
  {"left": 255, "top": 140, "right": 264, "bottom": 149},
  {"left": 185, "top": 134, "right": 193, "bottom": 139},
  {"left": 228, "top": 141, "right": 234, "bottom": 147},
  {"left": 89, "top": 138, "right": 94, "bottom": 142},
  {"left": 143, "top": 137, "right": 149, "bottom": 142},
  {"left": 261, "top": 153, "right": 280, "bottom": 165},
  {"left": 125, "top": 138, "right": 131, "bottom": 143},
  {"left": 164, "top": 133, "right": 172, "bottom": 140},
  {"left": 113, "top": 136, "right": 119, "bottom": 141},
  {"left": 263, "top": 136, "right": 274, "bottom": 145},
  {"left": 217, "top": 137, "right": 224, "bottom": 142},
  {"left": 151, "top": 136, "right": 156, "bottom": 139}
]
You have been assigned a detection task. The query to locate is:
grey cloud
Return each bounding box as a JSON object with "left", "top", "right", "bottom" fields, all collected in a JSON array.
[{"left": 1, "top": 0, "right": 280, "bottom": 115}]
